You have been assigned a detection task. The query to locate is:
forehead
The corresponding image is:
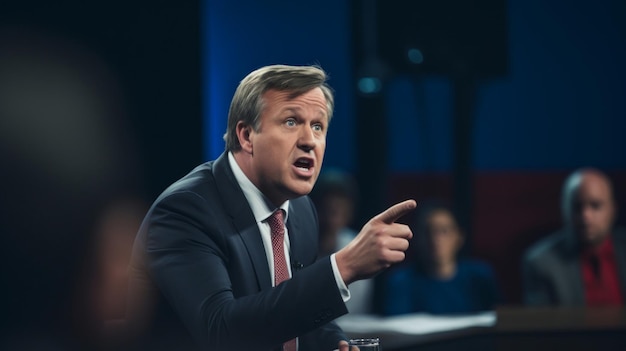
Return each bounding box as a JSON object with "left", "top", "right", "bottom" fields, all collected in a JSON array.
[
  {"left": 428, "top": 210, "right": 455, "bottom": 224},
  {"left": 576, "top": 174, "right": 612, "bottom": 201},
  {"left": 262, "top": 88, "right": 328, "bottom": 112}
]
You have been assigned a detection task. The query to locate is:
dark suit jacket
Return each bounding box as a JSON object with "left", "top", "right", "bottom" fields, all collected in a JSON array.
[
  {"left": 523, "top": 227, "right": 626, "bottom": 306},
  {"left": 127, "top": 153, "right": 348, "bottom": 351}
]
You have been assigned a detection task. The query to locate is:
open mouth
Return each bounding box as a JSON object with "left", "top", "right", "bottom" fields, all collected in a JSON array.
[{"left": 294, "top": 157, "right": 313, "bottom": 171}]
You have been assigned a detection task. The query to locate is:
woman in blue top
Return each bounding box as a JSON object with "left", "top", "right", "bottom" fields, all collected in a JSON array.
[{"left": 382, "top": 204, "right": 499, "bottom": 315}]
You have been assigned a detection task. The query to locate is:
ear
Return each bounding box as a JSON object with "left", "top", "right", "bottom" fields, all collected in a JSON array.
[{"left": 236, "top": 121, "right": 254, "bottom": 154}]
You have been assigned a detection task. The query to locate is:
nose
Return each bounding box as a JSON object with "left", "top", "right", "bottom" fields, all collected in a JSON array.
[{"left": 297, "top": 126, "right": 316, "bottom": 151}]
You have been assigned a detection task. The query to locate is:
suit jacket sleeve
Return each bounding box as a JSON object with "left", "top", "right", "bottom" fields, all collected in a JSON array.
[{"left": 144, "top": 189, "right": 348, "bottom": 351}]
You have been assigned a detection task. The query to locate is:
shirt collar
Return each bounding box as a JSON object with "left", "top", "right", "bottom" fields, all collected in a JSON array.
[{"left": 228, "top": 151, "right": 289, "bottom": 223}]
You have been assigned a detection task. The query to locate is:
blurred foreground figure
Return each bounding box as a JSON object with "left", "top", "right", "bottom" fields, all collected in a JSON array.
[
  {"left": 0, "top": 28, "right": 140, "bottom": 350},
  {"left": 383, "top": 205, "right": 498, "bottom": 315},
  {"left": 524, "top": 168, "right": 626, "bottom": 306}
]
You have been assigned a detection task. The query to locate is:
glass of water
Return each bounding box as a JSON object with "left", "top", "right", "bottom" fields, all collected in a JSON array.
[{"left": 349, "top": 337, "right": 380, "bottom": 351}]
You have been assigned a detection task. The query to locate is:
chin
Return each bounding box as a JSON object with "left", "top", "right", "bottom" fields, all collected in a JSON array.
[
  {"left": 280, "top": 186, "right": 312, "bottom": 201},
  {"left": 580, "top": 232, "right": 605, "bottom": 246},
  {"left": 296, "top": 186, "right": 314, "bottom": 197},
  {"left": 290, "top": 180, "right": 315, "bottom": 195}
]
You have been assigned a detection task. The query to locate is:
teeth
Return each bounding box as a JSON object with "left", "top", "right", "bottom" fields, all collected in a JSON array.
[{"left": 295, "top": 159, "right": 312, "bottom": 169}]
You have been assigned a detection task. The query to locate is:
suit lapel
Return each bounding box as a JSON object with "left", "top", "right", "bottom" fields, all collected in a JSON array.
[
  {"left": 213, "top": 153, "right": 272, "bottom": 290},
  {"left": 562, "top": 233, "right": 584, "bottom": 303},
  {"left": 564, "top": 254, "right": 584, "bottom": 303},
  {"left": 287, "top": 204, "right": 303, "bottom": 271},
  {"left": 237, "top": 220, "right": 272, "bottom": 290},
  {"left": 287, "top": 198, "right": 318, "bottom": 273}
]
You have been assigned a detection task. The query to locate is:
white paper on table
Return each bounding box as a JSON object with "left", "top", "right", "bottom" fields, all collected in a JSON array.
[{"left": 335, "top": 311, "right": 497, "bottom": 335}]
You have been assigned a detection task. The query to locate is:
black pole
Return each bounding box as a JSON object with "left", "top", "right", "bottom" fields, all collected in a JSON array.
[
  {"left": 352, "top": 0, "right": 389, "bottom": 226},
  {"left": 452, "top": 72, "right": 477, "bottom": 254}
]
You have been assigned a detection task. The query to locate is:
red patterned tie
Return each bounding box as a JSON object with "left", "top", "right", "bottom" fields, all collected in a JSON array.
[{"left": 267, "top": 210, "right": 297, "bottom": 351}]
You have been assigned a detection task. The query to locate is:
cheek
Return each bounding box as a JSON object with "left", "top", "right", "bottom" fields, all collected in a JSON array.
[
  {"left": 436, "top": 237, "right": 457, "bottom": 251},
  {"left": 312, "top": 141, "right": 325, "bottom": 161},
  {"left": 600, "top": 211, "right": 613, "bottom": 226},
  {"left": 589, "top": 210, "right": 604, "bottom": 223}
]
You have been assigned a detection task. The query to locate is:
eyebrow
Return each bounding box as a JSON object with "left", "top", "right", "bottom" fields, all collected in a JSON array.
[{"left": 281, "top": 107, "right": 328, "bottom": 119}]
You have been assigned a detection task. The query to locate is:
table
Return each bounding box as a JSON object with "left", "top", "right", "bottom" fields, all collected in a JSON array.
[{"left": 342, "top": 307, "right": 626, "bottom": 351}]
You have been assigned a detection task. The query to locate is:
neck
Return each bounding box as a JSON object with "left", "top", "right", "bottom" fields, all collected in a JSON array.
[
  {"left": 586, "top": 233, "right": 611, "bottom": 251},
  {"left": 232, "top": 150, "right": 252, "bottom": 178},
  {"left": 232, "top": 151, "right": 285, "bottom": 207}
]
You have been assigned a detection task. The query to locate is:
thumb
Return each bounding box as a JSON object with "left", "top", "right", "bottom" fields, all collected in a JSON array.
[{"left": 374, "top": 199, "right": 417, "bottom": 224}]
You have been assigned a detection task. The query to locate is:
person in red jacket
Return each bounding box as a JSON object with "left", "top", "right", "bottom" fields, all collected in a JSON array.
[{"left": 524, "top": 168, "right": 626, "bottom": 306}]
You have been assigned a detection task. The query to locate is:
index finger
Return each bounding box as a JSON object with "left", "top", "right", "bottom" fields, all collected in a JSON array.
[{"left": 375, "top": 199, "right": 417, "bottom": 224}]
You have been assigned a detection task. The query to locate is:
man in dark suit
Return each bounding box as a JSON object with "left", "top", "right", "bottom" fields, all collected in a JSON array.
[
  {"left": 523, "top": 168, "right": 626, "bottom": 306},
  {"left": 126, "top": 65, "right": 416, "bottom": 351}
]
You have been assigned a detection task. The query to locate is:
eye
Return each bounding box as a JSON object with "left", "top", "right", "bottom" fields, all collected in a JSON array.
[
  {"left": 285, "top": 118, "right": 297, "bottom": 127},
  {"left": 312, "top": 123, "right": 324, "bottom": 132}
]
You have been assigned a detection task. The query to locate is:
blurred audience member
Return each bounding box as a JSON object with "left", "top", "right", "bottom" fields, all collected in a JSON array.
[
  {"left": 523, "top": 168, "right": 625, "bottom": 306},
  {"left": 311, "top": 170, "right": 359, "bottom": 255},
  {"left": 310, "top": 170, "right": 373, "bottom": 314},
  {"left": 382, "top": 204, "right": 499, "bottom": 315}
]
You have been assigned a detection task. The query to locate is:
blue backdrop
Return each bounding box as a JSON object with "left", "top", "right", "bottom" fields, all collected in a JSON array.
[{"left": 203, "top": 0, "right": 626, "bottom": 172}]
